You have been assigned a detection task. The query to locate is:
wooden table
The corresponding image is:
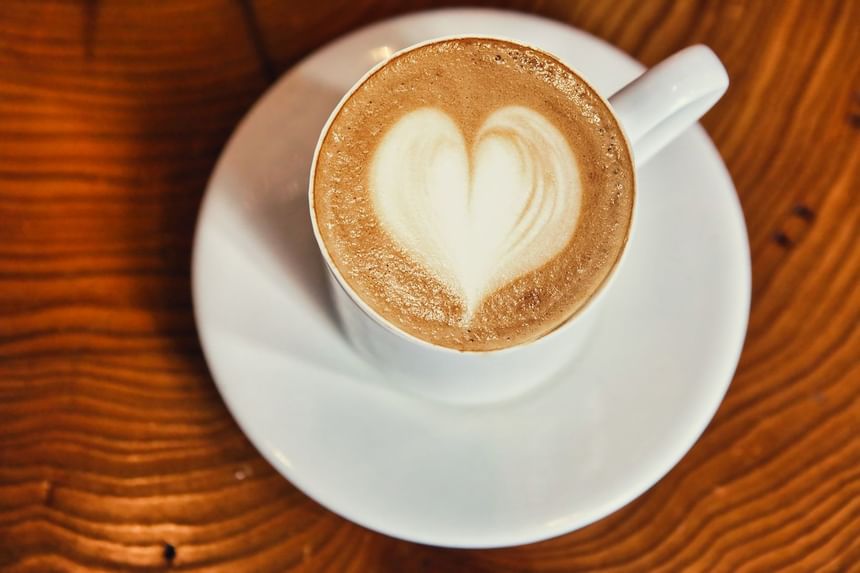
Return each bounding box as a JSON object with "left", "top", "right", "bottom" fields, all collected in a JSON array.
[{"left": 1, "top": 1, "right": 858, "bottom": 571}]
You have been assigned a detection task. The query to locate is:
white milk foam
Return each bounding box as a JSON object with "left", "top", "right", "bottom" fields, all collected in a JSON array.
[{"left": 371, "top": 105, "right": 581, "bottom": 317}]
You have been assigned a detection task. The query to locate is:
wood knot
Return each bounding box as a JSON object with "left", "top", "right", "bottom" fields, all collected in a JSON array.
[
  {"left": 792, "top": 203, "right": 815, "bottom": 222},
  {"left": 772, "top": 231, "right": 792, "bottom": 248},
  {"left": 163, "top": 543, "right": 176, "bottom": 564},
  {"left": 42, "top": 480, "right": 55, "bottom": 508}
]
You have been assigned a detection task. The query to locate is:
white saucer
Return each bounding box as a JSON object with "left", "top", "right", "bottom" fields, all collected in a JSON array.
[{"left": 192, "top": 8, "right": 750, "bottom": 548}]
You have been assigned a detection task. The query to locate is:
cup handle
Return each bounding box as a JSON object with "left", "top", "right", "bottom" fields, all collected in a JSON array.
[{"left": 608, "top": 45, "right": 729, "bottom": 166}]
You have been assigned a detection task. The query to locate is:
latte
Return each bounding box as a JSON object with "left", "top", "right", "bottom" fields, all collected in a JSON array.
[{"left": 312, "top": 38, "right": 634, "bottom": 351}]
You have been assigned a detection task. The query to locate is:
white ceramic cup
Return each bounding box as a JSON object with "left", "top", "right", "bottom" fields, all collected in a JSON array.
[{"left": 309, "top": 37, "right": 729, "bottom": 404}]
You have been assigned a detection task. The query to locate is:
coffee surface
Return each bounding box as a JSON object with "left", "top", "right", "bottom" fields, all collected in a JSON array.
[{"left": 313, "top": 38, "right": 634, "bottom": 351}]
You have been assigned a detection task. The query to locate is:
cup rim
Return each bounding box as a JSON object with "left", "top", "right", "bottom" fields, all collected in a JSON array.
[{"left": 308, "top": 34, "right": 637, "bottom": 355}]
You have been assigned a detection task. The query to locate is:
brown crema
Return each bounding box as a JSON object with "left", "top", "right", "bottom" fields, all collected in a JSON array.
[{"left": 312, "top": 38, "right": 634, "bottom": 351}]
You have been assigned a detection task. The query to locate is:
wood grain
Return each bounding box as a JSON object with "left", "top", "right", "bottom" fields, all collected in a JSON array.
[{"left": 1, "top": 0, "right": 858, "bottom": 571}]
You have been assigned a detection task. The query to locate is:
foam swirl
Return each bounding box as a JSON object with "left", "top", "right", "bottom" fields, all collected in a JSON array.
[{"left": 371, "top": 105, "right": 581, "bottom": 318}]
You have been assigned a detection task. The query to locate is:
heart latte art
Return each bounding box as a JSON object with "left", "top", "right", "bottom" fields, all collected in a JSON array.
[
  {"left": 371, "top": 106, "right": 581, "bottom": 316},
  {"left": 312, "top": 38, "right": 634, "bottom": 351}
]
